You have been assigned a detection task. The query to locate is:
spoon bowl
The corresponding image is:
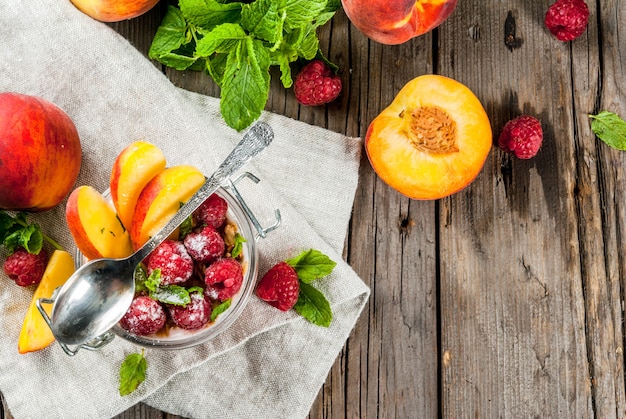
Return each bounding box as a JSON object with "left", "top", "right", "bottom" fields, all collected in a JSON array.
[{"left": 42, "top": 121, "right": 274, "bottom": 354}]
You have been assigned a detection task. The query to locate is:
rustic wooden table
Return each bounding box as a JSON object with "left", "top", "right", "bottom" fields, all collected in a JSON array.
[{"left": 3, "top": 1, "right": 626, "bottom": 418}]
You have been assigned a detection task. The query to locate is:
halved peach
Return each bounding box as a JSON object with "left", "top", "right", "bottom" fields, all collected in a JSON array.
[
  {"left": 110, "top": 141, "right": 167, "bottom": 230},
  {"left": 365, "top": 74, "right": 492, "bottom": 199},
  {"left": 66, "top": 185, "right": 134, "bottom": 260},
  {"left": 18, "top": 250, "right": 75, "bottom": 354},
  {"left": 130, "top": 165, "right": 205, "bottom": 250}
]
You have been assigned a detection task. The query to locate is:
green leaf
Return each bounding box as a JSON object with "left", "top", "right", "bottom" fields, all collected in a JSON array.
[
  {"left": 220, "top": 38, "right": 271, "bottom": 131},
  {"left": 150, "top": 284, "right": 192, "bottom": 306},
  {"left": 179, "top": 0, "right": 242, "bottom": 29},
  {"left": 589, "top": 111, "right": 626, "bottom": 150},
  {"left": 286, "top": 249, "right": 336, "bottom": 283},
  {"left": 179, "top": 208, "right": 194, "bottom": 239},
  {"left": 157, "top": 52, "right": 201, "bottom": 70},
  {"left": 195, "top": 23, "right": 247, "bottom": 57},
  {"left": 119, "top": 350, "right": 147, "bottom": 396},
  {"left": 4, "top": 223, "right": 43, "bottom": 254},
  {"left": 296, "top": 24, "right": 320, "bottom": 60},
  {"left": 230, "top": 233, "right": 246, "bottom": 258},
  {"left": 0, "top": 212, "right": 45, "bottom": 254},
  {"left": 148, "top": 6, "right": 188, "bottom": 59},
  {"left": 280, "top": 0, "right": 328, "bottom": 30},
  {"left": 205, "top": 53, "right": 229, "bottom": 86},
  {"left": 211, "top": 298, "right": 232, "bottom": 321},
  {"left": 293, "top": 282, "right": 332, "bottom": 327},
  {"left": 241, "top": 0, "right": 283, "bottom": 44},
  {"left": 141, "top": 268, "right": 162, "bottom": 293}
]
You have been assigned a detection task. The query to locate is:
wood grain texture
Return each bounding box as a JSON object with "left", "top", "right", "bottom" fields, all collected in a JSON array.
[{"left": 3, "top": 1, "right": 626, "bottom": 418}]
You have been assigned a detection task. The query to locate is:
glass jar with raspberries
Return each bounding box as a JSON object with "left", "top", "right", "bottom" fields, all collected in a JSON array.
[{"left": 78, "top": 182, "right": 278, "bottom": 350}]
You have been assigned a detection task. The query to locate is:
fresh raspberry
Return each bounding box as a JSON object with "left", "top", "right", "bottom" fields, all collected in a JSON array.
[
  {"left": 119, "top": 295, "right": 166, "bottom": 336},
  {"left": 293, "top": 60, "right": 342, "bottom": 106},
  {"left": 183, "top": 225, "right": 225, "bottom": 264},
  {"left": 498, "top": 115, "right": 544, "bottom": 159},
  {"left": 3, "top": 248, "right": 48, "bottom": 287},
  {"left": 194, "top": 193, "right": 228, "bottom": 229},
  {"left": 147, "top": 240, "right": 194, "bottom": 285},
  {"left": 545, "top": 0, "right": 589, "bottom": 42},
  {"left": 256, "top": 261, "right": 300, "bottom": 312},
  {"left": 204, "top": 258, "right": 243, "bottom": 301},
  {"left": 167, "top": 291, "right": 212, "bottom": 330}
]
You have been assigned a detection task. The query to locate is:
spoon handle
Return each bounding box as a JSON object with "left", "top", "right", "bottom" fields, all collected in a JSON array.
[{"left": 131, "top": 121, "right": 274, "bottom": 264}]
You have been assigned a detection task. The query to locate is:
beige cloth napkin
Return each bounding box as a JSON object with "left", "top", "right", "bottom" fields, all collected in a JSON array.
[{"left": 0, "top": 2, "right": 370, "bottom": 418}]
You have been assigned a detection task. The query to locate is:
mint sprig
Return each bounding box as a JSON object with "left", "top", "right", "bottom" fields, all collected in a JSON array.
[
  {"left": 230, "top": 233, "right": 246, "bottom": 258},
  {"left": 149, "top": 0, "right": 341, "bottom": 131},
  {"left": 119, "top": 349, "right": 147, "bottom": 396},
  {"left": 211, "top": 298, "right": 232, "bottom": 322},
  {"left": 589, "top": 111, "right": 626, "bottom": 150},
  {"left": 285, "top": 249, "right": 335, "bottom": 327},
  {"left": 0, "top": 211, "right": 62, "bottom": 254},
  {"left": 135, "top": 266, "right": 201, "bottom": 307}
]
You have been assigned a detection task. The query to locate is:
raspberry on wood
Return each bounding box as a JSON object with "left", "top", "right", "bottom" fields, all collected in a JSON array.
[
  {"left": 545, "top": 0, "right": 590, "bottom": 42},
  {"left": 498, "top": 115, "right": 544, "bottom": 159},
  {"left": 294, "top": 60, "right": 342, "bottom": 106}
]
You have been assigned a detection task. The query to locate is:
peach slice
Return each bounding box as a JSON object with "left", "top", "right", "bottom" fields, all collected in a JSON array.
[
  {"left": 18, "top": 250, "right": 75, "bottom": 354},
  {"left": 130, "top": 165, "right": 205, "bottom": 250},
  {"left": 365, "top": 74, "right": 492, "bottom": 199},
  {"left": 110, "top": 141, "right": 167, "bottom": 230},
  {"left": 66, "top": 185, "right": 134, "bottom": 260}
]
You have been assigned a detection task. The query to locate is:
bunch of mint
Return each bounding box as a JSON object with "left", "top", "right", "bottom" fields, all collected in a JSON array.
[{"left": 149, "top": 0, "right": 341, "bottom": 131}]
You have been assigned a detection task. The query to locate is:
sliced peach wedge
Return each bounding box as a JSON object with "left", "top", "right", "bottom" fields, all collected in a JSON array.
[
  {"left": 110, "top": 141, "right": 166, "bottom": 231},
  {"left": 365, "top": 74, "right": 492, "bottom": 200},
  {"left": 130, "top": 165, "right": 205, "bottom": 250},
  {"left": 66, "top": 185, "right": 134, "bottom": 260},
  {"left": 18, "top": 250, "right": 75, "bottom": 354}
]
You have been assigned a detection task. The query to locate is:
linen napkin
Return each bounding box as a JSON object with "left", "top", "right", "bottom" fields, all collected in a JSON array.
[{"left": 0, "top": 2, "right": 370, "bottom": 418}]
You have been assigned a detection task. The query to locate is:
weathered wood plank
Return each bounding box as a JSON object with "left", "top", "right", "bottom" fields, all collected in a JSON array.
[
  {"left": 579, "top": 0, "right": 626, "bottom": 416},
  {"left": 438, "top": 1, "right": 593, "bottom": 417}
]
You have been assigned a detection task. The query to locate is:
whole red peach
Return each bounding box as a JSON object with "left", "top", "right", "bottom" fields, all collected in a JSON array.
[
  {"left": 0, "top": 93, "right": 82, "bottom": 211},
  {"left": 341, "top": 0, "right": 458, "bottom": 45},
  {"left": 70, "top": 0, "right": 160, "bottom": 22}
]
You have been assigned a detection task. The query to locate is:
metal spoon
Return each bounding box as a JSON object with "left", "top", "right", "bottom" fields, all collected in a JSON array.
[{"left": 46, "top": 121, "right": 274, "bottom": 350}]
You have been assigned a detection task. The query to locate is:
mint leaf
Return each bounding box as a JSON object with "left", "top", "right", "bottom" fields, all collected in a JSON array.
[
  {"left": 230, "top": 233, "right": 246, "bottom": 258},
  {"left": 295, "top": 24, "right": 320, "bottom": 60},
  {"left": 141, "top": 268, "right": 162, "bottom": 293},
  {"left": 179, "top": 209, "right": 194, "bottom": 239},
  {"left": 0, "top": 211, "right": 60, "bottom": 254},
  {"left": 286, "top": 249, "right": 336, "bottom": 284},
  {"left": 590, "top": 111, "right": 626, "bottom": 150},
  {"left": 119, "top": 350, "right": 147, "bottom": 396},
  {"left": 148, "top": 6, "right": 188, "bottom": 59},
  {"left": 150, "top": 0, "right": 340, "bottom": 130},
  {"left": 294, "top": 282, "right": 332, "bottom": 327},
  {"left": 220, "top": 37, "right": 271, "bottom": 131},
  {"left": 281, "top": 0, "right": 329, "bottom": 30},
  {"left": 206, "top": 53, "right": 229, "bottom": 85},
  {"left": 195, "top": 23, "right": 247, "bottom": 57},
  {"left": 151, "top": 284, "right": 193, "bottom": 306},
  {"left": 241, "top": 0, "right": 283, "bottom": 45},
  {"left": 179, "top": 0, "right": 242, "bottom": 29},
  {"left": 211, "top": 298, "right": 232, "bottom": 322}
]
